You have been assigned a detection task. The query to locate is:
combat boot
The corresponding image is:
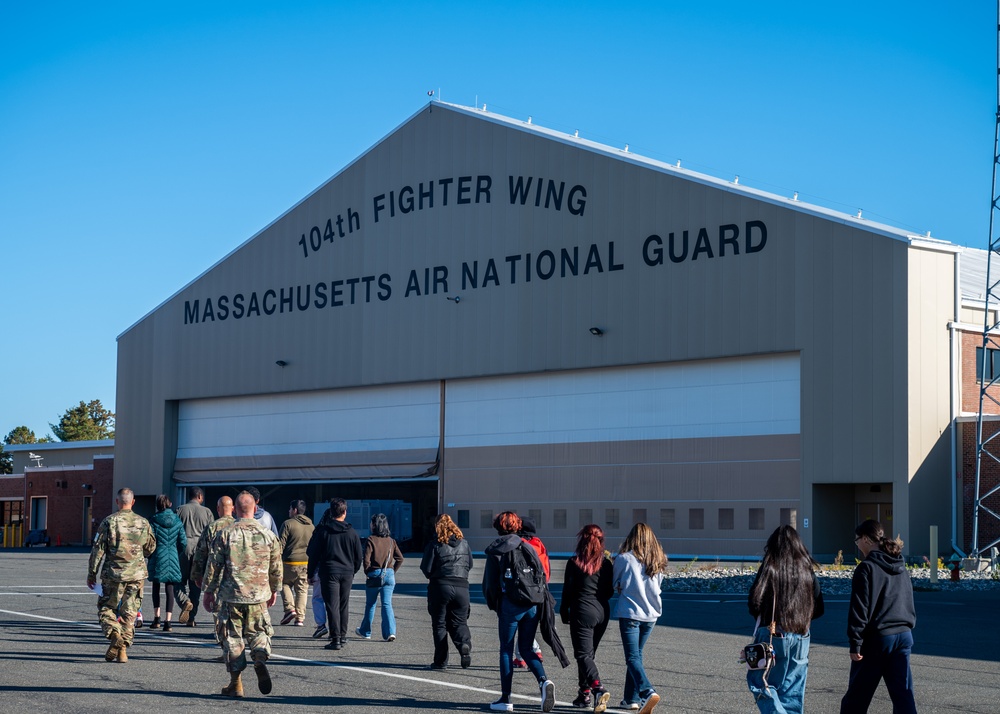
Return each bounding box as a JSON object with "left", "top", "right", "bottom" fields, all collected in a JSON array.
[
  {"left": 105, "top": 632, "right": 124, "bottom": 662},
  {"left": 253, "top": 655, "right": 272, "bottom": 695},
  {"left": 221, "top": 671, "right": 244, "bottom": 698},
  {"left": 116, "top": 645, "right": 128, "bottom": 663}
]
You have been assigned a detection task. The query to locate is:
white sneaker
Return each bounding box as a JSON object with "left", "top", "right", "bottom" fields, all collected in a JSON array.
[
  {"left": 354, "top": 627, "right": 371, "bottom": 640},
  {"left": 540, "top": 679, "right": 555, "bottom": 712},
  {"left": 490, "top": 698, "right": 513, "bottom": 712},
  {"left": 386, "top": 634, "right": 396, "bottom": 642},
  {"left": 638, "top": 691, "right": 660, "bottom": 714},
  {"left": 620, "top": 701, "right": 640, "bottom": 711}
]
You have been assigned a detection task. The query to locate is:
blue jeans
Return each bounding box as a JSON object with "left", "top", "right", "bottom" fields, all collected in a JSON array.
[
  {"left": 840, "top": 631, "right": 917, "bottom": 714},
  {"left": 357, "top": 568, "right": 396, "bottom": 639},
  {"left": 497, "top": 598, "right": 546, "bottom": 697},
  {"left": 312, "top": 578, "right": 325, "bottom": 626},
  {"left": 747, "top": 629, "right": 810, "bottom": 714},
  {"left": 619, "top": 618, "right": 656, "bottom": 703}
]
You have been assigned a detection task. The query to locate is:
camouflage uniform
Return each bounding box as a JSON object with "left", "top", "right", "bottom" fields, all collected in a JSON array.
[
  {"left": 203, "top": 517, "right": 282, "bottom": 673},
  {"left": 190, "top": 514, "right": 235, "bottom": 644},
  {"left": 87, "top": 509, "right": 156, "bottom": 652}
]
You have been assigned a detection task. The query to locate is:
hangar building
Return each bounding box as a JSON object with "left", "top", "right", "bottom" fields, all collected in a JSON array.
[{"left": 115, "top": 101, "right": 958, "bottom": 557}]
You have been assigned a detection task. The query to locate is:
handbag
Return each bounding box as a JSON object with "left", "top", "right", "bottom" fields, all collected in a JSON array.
[
  {"left": 365, "top": 545, "right": 392, "bottom": 588},
  {"left": 740, "top": 591, "right": 777, "bottom": 673}
]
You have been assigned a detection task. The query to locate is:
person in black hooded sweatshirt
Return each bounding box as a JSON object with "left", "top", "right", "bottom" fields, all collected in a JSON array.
[
  {"left": 840, "top": 519, "right": 917, "bottom": 714},
  {"left": 306, "top": 497, "right": 363, "bottom": 651}
]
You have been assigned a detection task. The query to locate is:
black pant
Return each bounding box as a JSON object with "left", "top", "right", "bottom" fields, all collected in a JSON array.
[
  {"left": 320, "top": 570, "right": 354, "bottom": 641},
  {"left": 427, "top": 580, "right": 472, "bottom": 665},
  {"left": 151, "top": 582, "right": 175, "bottom": 615},
  {"left": 569, "top": 602, "right": 610, "bottom": 689},
  {"left": 176, "top": 551, "right": 202, "bottom": 618}
]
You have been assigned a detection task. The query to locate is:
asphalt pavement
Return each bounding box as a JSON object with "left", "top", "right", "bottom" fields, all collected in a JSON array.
[{"left": 0, "top": 549, "right": 997, "bottom": 713}]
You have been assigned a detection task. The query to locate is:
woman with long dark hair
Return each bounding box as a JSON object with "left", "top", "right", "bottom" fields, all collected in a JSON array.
[
  {"left": 420, "top": 513, "right": 474, "bottom": 669},
  {"left": 839, "top": 519, "right": 917, "bottom": 714},
  {"left": 746, "top": 525, "right": 825, "bottom": 713},
  {"left": 356, "top": 512, "right": 403, "bottom": 641},
  {"left": 148, "top": 494, "right": 187, "bottom": 632},
  {"left": 613, "top": 522, "right": 667, "bottom": 714},
  {"left": 561, "top": 524, "right": 614, "bottom": 711}
]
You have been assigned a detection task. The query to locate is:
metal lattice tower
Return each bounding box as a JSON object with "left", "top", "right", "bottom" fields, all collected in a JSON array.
[{"left": 972, "top": 8, "right": 1000, "bottom": 558}]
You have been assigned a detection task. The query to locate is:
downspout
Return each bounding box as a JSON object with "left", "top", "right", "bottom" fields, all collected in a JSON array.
[{"left": 950, "top": 250, "right": 966, "bottom": 557}]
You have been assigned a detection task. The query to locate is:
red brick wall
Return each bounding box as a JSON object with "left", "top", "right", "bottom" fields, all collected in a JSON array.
[
  {"left": 960, "top": 330, "right": 1000, "bottom": 414},
  {"left": 960, "top": 420, "right": 1000, "bottom": 552},
  {"left": 0, "top": 475, "right": 25, "bottom": 501},
  {"left": 24, "top": 458, "right": 114, "bottom": 546}
]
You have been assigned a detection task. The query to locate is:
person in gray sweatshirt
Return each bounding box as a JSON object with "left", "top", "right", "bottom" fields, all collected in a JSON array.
[{"left": 613, "top": 522, "right": 666, "bottom": 714}]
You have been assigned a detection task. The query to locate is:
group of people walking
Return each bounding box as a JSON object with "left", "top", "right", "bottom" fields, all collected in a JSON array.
[{"left": 88, "top": 488, "right": 917, "bottom": 712}]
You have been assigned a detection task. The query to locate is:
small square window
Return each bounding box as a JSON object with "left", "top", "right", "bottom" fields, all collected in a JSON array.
[
  {"left": 780, "top": 508, "right": 797, "bottom": 529},
  {"left": 456, "top": 509, "right": 470, "bottom": 529},
  {"left": 749, "top": 508, "right": 765, "bottom": 531},
  {"left": 719, "top": 508, "right": 734, "bottom": 530},
  {"left": 579, "top": 508, "right": 593, "bottom": 528},
  {"left": 689, "top": 508, "right": 704, "bottom": 530},
  {"left": 528, "top": 509, "right": 542, "bottom": 529},
  {"left": 633, "top": 508, "right": 647, "bottom": 526},
  {"left": 606, "top": 508, "right": 620, "bottom": 530},
  {"left": 480, "top": 509, "right": 494, "bottom": 529},
  {"left": 660, "top": 508, "right": 676, "bottom": 530},
  {"left": 553, "top": 509, "right": 567, "bottom": 529}
]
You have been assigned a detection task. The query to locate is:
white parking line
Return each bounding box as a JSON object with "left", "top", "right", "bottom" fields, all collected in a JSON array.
[{"left": 0, "top": 607, "right": 573, "bottom": 709}]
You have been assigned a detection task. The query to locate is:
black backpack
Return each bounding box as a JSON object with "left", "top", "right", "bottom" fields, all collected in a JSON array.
[{"left": 500, "top": 543, "right": 546, "bottom": 606}]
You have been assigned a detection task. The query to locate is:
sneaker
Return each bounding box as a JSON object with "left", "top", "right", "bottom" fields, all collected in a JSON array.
[
  {"left": 178, "top": 600, "right": 194, "bottom": 624},
  {"left": 572, "top": 689, "right": 592, "bottom": 708},
  {"left": 638, "top": 691, "right": 660, "bottom": 714},
  {"left": 386, "top": 634, "right": 396, "bottom": 642},
  {"left": 619, "top": 701, "right": 640, "bottom": 711},
  {"left": 540, "top": 679, "right": 555, "bottom": 712},
  {"left": 535, "top": 650, "right": 544, "bottom": 662},
  {"left": 324, "top": 640, "right": 341, "bottom": 650},
  {"left": 355, "top": 627, "right": 371, "bottom": 640},
  {"left": 430, "top": 661, "right": 447, "bottom": 670},
  {"left": 134, "top": 612, "right": 143, "bottom": 629},
  {"left": 513, "top": 658, "right": 527, "bottom": 669},
  {"left": 592, "top": 687, "right": 611, "bottom": 713},
  {"left": 186, "top": 618, "right": 197, "bottom": 627},
  {"left": 490, "top": 698, "right": 514, "bottom": 712},
  {"left": 294, "top": 621, "right": 305, "bottom": 627},
  {"left": 459, "top": 642, "right": 472, "bottom": 669},
  {"left": 280, "top": 611, "right": 297, "bottom": 626},
  {"left": 313, "top": 624, "right": 328, "bottom": 639}
]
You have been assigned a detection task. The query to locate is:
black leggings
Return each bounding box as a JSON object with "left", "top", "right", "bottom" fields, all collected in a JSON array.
[{"left": 151, "top": 582, "right": 175, "bottom": 615}]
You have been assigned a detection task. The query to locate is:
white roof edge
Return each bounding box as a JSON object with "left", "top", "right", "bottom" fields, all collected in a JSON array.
[
  {"left": 437, "top": 101, "right": 935, "bottom": 245},
  {"left": 4, "top": 439, "right": 114, "bottom": 452}
]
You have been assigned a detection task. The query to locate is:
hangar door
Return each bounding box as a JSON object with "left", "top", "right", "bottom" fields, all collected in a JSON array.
[
  {"left": 442, "top": 354, "right": 801, "bottom": 555},
  {"left": 173, "top": 382, "right": 441, "bottom": 483}
]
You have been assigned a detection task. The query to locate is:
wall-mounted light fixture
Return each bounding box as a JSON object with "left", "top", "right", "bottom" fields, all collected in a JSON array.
[
  {"left": 589, "top": 327, "right": 604, "bottom": 336},
  {"left": 275, "top": 360, "right": 288, "bottom": 367},
  {"left": 446, "top": 296, "right": 461, "bottom": 303}
]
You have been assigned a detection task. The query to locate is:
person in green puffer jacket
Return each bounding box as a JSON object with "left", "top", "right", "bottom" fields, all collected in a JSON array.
[{"left": 148, "top": 494, "right": 187, "bottom": 632}]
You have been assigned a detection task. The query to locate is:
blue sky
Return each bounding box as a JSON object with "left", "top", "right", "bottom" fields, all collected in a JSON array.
[{"left": 0, "top": 1, "right": 994, "bottom": 440}]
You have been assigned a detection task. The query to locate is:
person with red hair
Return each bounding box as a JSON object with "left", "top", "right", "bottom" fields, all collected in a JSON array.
[
  {"left": 561, "top": 524, "right": 614, "bottom": 711},
  {"left": 482, "top": 511, "right": 555, "bottom": 713}
]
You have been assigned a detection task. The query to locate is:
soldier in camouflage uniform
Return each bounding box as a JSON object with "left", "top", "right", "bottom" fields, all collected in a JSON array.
[
  {"left": 87, "top": 488, "right": 156, "bottom": 663},
  {"left": 203, "top": 491, "right": 282, "bottom": 698},
  {"left": 191, "top": 495, "right": 235, "bottom": 657}
]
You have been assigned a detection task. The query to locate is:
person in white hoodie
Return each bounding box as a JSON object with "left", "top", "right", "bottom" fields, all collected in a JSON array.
[{"left": 613, "top": 522, "right": 666, "bottom": 714}]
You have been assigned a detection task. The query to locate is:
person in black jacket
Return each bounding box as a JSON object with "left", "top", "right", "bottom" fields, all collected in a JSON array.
[
  {"left": 840, "top": 519, "right": 917, "bottom": 714},
  {"left": 560, "top": 524, "right": 614, "bottom": 711},
  {"left": 419, "top": 514, "right": 474, "bottom": 669},
  {"left": 306, "top": 497, "right": 363, "bottom": 651},
  {"left": 483, "top": 511, "right": 556, "bottom": 713}
]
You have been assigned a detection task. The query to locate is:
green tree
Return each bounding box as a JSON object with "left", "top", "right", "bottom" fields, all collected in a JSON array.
[
  {"left": 50, "top": 400, "right": 115, "bottom": 441},
  {"left": 5, "top": 425, "right": 39, "bottom": 445},
  {"left": 0, "top": 445, "right": 10, "bottom": 474}
]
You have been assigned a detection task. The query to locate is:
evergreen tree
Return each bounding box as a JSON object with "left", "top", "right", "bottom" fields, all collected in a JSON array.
[{"left": 50, "top": 400, "right": 115, "bottom": 441}]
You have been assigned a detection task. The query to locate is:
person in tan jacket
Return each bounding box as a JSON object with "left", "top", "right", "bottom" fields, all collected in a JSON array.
[
  {"left": 356, "top": 513, "right": 404, "bottom": 641},
  {"left": 278, "top": 499, "right": 315, "bottom": 626}
]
